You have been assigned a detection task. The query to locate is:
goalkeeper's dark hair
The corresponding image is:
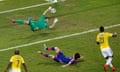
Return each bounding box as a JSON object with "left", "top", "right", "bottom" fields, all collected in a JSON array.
[
  {"left": 74, "top": 53, "right": 80, "bottom": 60},
  {"left": 45, "top": 17, "right": 50, "bottom": 19},
  {"left": 99, "top": 26, "right": 104, "bottom": 32}
]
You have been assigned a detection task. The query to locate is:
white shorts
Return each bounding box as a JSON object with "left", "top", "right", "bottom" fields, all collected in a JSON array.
[
  {"left": 10, "top": 69, "right": 21, "bottom": 72},
  {"left": 101, "top": 48, "right": 113, "bottom": 58}
]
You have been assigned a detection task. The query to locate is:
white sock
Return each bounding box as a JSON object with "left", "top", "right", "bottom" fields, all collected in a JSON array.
[
  {"left": 106, "top": 57, "right": 112, "bottom": 67},
  {"left": 109, "top": 63, "right": 113, "bottom": 67}
]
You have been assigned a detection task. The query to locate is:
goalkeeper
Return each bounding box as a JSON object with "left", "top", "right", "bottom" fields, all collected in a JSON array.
[{"left": 12, "top": 6, "right": 58, "bottom": 32}]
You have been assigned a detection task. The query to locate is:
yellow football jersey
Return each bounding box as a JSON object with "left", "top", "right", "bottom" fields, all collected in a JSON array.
[
  {"left": 10, "top": 55, "right": 24, "bottom": 70},
  {"left": 96, "top": 32, "right": 113, "bottom": 50}
]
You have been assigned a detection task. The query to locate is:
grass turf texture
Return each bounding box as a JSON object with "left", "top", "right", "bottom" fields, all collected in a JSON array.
[{"left": 0, "top": 0, "right": 120, "bottom": 72}]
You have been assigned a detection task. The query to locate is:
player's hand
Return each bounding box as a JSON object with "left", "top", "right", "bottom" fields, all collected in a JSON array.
[
  {"left": 62, "top": 65, "right": 66, "bottom": 67},
  {"left": 114, "top": 32, "right": 117, "bottom": 35},
  {"left": 48, "top": 6, "right": 52, "bottom": 10},
  {"left": 4, "top": 70, "right": 7, "bottom": 72},
  {"left": 62, "top": 65, "right": 68, "bottom": 67},
  {"left": 113, "top": 32, "right": 117, "bottom": 37}
]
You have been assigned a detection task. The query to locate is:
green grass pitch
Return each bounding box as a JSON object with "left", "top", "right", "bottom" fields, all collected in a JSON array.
[{"left": 0, "top": 0, "right": 120, "bottom": 72}]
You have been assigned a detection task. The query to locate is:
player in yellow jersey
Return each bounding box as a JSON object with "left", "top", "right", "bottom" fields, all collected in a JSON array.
[
  {"left": 4, "top": 49, "right": 28, "bottom": 72},
  {"left": 96, "top": 26, "right": 117, "bottom": 72}
]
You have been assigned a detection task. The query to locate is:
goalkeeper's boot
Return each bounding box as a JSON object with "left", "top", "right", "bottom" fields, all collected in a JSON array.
[{"left": 12, "top": 19, "right": 16, "bottom": 23}]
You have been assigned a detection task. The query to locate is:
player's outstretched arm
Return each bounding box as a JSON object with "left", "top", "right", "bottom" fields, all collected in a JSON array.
[
  {"left": 23, "top": 63, "right": 28, "bottom": 72},
  {"left": 62, "top": 56, "right": 85, "bottom": 67},
  {"left": 49, "top": 18, "right": 58, "bottom": 29},
  {"left": 77, "top": 56, "right": 84, "bottom": 62},
  {"left": 4, "top": 62, "right": 12, "bottom": 72},
  {"left": 62, "top": 59, "right": 74, "bottom": 67},
  {"left": 43, "top": 6, "right": 52, "bottom": 15}
]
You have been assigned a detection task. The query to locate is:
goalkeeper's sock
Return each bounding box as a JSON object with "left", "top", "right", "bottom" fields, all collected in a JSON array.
[
  {"left": 16, "top": 20, "right": 25, "bottom": 24},
  {"left": 45, "top": 47, "right": 55, "bottom": 51}
]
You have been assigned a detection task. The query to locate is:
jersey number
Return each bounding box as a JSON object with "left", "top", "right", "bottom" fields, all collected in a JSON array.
[
  {"left": 17, "top": 60, "right": 20, "bottom": 67},
  {"left": 99, "top": 37, "right": 104, "bottom": 43}
]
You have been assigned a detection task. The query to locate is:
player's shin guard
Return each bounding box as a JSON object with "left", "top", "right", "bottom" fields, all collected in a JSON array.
[{"left": 45, "top": 47, "right": 55, "bottom": 51}]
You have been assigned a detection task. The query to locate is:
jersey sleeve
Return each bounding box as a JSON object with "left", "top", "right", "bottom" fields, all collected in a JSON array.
[
  {"left": 10, "top": 56, "right": 14, "bottom": 62},
  {"left": 96, "top": 34, "right": 100, "bottom": 42},
  {"left": 68, "top": 59, "right": 75, "bottom": 65},
  {"left": 39, "top": 14, "right": 46, "bottom": 20},
  {"left": 21, "top": 56, "right": 25, "bottom": 63},
  {"left": 107, "top": 32, "right": 113, "bottom": 37}
]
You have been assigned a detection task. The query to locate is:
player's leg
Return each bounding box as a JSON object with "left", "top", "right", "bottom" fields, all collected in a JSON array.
[
  {"left": 101, "top": 49, "right": 109, "bottom": 71},
  {"left": 106, "top": 56, "right": 115, "bottom": 71},
  {"left": 107, "top": 48, "right": 115, "bottom": 71},
  {"left": 102, "top": 48, "right": 115, "bottom": 71},
  {"left": 38, "top": 51, "right": 55, "bottom": 59},
  {"left": 45, "top": 46, "right": 60, "bottom": 54},
  {"left": 12, "top": 19, "right": 29, "bottom": 25},
  {"left": 45, "top": 46, "right": 66, "bottom": 63}
]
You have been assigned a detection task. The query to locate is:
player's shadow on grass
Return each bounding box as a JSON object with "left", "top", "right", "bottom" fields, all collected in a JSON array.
[
  {"left": 37, "top": 62, "right": 60, "bottom": 66},
  {"left": 37, "top": 60, "right": 85, "bottom": 67},
  {"left": 12, "top": 31, "right": 50, "bottom": 38}
]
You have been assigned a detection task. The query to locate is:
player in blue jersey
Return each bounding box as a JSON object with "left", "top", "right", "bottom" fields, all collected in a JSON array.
[{"left": 38, "top": 45, "right": 84, "bottom": 67}]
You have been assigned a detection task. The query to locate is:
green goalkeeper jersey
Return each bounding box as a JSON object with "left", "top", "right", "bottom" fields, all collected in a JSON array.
[{"left": 29, "top": 15, "right": 50, "bottom": 31}]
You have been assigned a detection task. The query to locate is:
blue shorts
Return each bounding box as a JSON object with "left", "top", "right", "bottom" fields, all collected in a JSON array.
[{"left": 53, "top": 51, "right": 71, "bottom": 64}]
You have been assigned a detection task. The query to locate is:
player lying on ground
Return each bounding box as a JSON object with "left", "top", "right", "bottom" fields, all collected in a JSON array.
[
  {"left": 4, "top": 49, "right": 28, "bottom": 72},
  {"left": 38, "top": 45, "right": 84, "bottom": 67},
  {"left": 12, "top": 6, "right": 58, "bottom": 32},
  {"left": 96, "top": 26, "right": 117, "bottom": 72}
]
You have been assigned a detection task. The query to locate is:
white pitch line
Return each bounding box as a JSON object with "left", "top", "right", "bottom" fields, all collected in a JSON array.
[
  {"left": 0, "top": 0, "right": 4, "bottom": 1},
  {"left": 0, "top": 2, "right": 55, "bottom": 14},
  {"left": 0, "top": 24, "right": 120, "bottom": 52}
]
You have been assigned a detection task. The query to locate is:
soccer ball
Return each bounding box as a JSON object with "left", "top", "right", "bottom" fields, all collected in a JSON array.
[
  {"left": 50, "top": 8, "right": 56, "bottom": 14},
  {"left": 52, "top": 0, "right": 58, "bottom": 3}
]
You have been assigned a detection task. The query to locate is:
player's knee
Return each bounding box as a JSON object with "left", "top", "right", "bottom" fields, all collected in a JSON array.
[
  {"left": 49, "top": 55, "right": 55, "bottom": 59},
  {"left": 54, "top": 47, "right": 60, "bottom": 52},
  {"left": 24, "top": 20, "right": 29, "bottom": 25}
]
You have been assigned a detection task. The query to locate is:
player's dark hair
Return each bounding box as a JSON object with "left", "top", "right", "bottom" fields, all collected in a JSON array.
[
  {"left": 74, "top": 53, "right": 80, "bottom": 60},
  {"left": 45, "top": 17, "right": 50, "bottom": 19},
  {"left": 99, "top": 26, "right": 104, "bottom": 32},
  {"left": 14, "top": 49, "right": 20, "bottom": 55}
]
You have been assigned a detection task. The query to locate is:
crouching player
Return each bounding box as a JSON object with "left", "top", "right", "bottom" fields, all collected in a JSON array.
[
  {"left": 38, "top": 46, "right": 84, "bottom": 67},
  {"left": 12, "top": 6, "right": 58, "bottom": 32}
]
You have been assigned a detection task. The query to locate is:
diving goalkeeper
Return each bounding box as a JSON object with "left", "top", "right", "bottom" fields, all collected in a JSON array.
[{"left": 12, "top": 6, "right": 58, "bottom": 32}]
